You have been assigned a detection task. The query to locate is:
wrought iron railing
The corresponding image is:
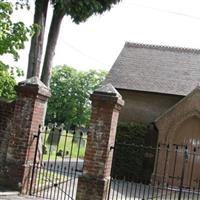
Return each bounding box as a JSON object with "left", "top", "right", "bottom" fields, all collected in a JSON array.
[
  {"left": 108, "top": 142, "right": 200, "bottom": 200},
  {"left": 28, "top": 125, "right": 87, "bottom": 200}
]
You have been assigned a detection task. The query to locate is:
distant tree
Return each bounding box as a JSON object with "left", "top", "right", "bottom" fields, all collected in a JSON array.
[
  {"left": 26, "top": 0, "right": 121, "bottom": 87},
  {"left": 14, "top": 0, "right": 30, "bottom": 9},
  {"left": 46, "top": 65, "right": 107, "bottom": 127},
  {"left": 0, "top": 0, "right": 34, "bottom": 99},
  {"left": 0, "top": 62, "right": 16, "bottom": 100}
]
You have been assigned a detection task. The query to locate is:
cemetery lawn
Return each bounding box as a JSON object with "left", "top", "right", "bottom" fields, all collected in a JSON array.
[{"left": 43, "top": 132, "right": 86, "bottom": 161}]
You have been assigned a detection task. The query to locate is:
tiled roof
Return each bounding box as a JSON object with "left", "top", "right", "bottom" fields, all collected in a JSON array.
[{"left": 104, "top": 42, "right": 200, "bottom": 96}]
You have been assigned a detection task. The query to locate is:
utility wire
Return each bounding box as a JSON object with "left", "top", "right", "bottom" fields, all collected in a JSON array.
[
  {"left": 124, "top": 1, "right": 200, "bottom": 20},
  {"left": 61, "top": 40, "right": 107, "bottom": 66}
]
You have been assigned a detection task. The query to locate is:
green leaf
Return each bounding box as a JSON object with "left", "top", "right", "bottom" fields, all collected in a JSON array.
[
  {"left": 46, "top": 65, "right": 107, "bottom": 127},
  {"left": 0, "top": 1, "right": 35, "bottom": 60}
]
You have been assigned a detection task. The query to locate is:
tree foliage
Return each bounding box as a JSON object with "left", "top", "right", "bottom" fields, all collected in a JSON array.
[
  {"left": 46, "top": 65, "right": 107, "bottom": 127},
  {"left": 51, "top": 0, "right": 121, "bottom": 24},
  {"left": 0, "top": 62, "right": 16, "bottom": 99},
  {"left": 0, "top": 0, "right": 34, "bottom": 60},
  {"left": 0, "top": 0, "right": 34, "bottom": 99}
]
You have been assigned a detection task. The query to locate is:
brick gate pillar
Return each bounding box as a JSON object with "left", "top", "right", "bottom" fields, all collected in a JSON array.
[
  {"left": 76, "top": 83, "right": 124, "bottom": 200},
  {"left": 5, "top": 77, "right": 50, "bottom": 193}
]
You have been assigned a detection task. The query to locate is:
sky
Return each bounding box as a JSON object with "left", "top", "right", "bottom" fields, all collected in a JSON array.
[{"left": 2, "top": 0, "right": 200, "bottom": 80}]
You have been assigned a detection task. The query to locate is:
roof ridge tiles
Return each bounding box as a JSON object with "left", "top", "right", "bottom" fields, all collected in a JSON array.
[
  {"left": 104, "top": 42, "right": 200, "bottom": 96},
  {"left": 125, "top": 42, "right": 200, "bottom": 54}
]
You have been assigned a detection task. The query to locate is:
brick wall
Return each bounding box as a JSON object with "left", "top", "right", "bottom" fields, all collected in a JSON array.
[
  {"left": 0, "top": 77, "right": 50, "bottom": 192},
  {"left": 118, "top": 89, "right": 183, "bottom": 124},
  {"left": 0, "top": 99, "right": 15, "bottom": 171}
]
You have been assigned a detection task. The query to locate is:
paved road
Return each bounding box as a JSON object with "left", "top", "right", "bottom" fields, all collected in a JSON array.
[
  {"left": 43, "top": 158, "right": 84, "bottom": 174},
  {"left": 2, "top": 177, "right": 197, "bottom": 200},
  {"left": 0, "top": 189, "right": 44, "bottom": 200},
  {"left": 108, "top": 180, "right": 200, "bottom": 200},
  {"left": 0, "top": 191, "right": 44, "bottom": 200},
  {"left": 0, "top": 159, "right": 83, "bottom": 200},
  {"left": 0, "top": 195, "right": 44, "bottom": 200}
]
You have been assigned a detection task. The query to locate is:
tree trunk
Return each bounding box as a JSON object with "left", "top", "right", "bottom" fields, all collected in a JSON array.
[
  {"left": 40, "top": 7, "right": 65, "bottom": 86},
  {"left": 26, "top": 0, "right": 49, "bottom": 78}
]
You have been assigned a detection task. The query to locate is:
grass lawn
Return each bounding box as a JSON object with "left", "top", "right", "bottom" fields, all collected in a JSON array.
[{"left": 42, "top": 130, "right": 87, "bottom": 161}]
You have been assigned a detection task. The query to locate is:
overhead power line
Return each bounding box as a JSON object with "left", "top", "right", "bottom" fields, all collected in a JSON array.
[
  {"left": 61, "top": 40, "right": 107, "bottom": 66},
  {"left": 124, "top": 1, "right": 200, "bottom": 20}
]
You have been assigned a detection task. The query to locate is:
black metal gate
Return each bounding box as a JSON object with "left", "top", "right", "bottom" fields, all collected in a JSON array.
[
  {"left": 29, "top": 125, "right": 87, "bottom": 200},
  {"left": 108, "top": 142, "right": 200, "bottom": 200}
]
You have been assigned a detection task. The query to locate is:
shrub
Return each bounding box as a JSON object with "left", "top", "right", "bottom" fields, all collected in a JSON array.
[{"left": 111, "top": 122, "right": 155, "bottom": 182}]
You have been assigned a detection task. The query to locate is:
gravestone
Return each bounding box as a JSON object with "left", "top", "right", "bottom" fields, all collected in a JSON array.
[
  {"left": 73, "top": 127, "right": 87, "bottom": 147},
  {"left": 47, "top": 124, "right": 64, "bottom": 146}
]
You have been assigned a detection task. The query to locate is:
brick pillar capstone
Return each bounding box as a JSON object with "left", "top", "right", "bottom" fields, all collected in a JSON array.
[
  {"left": 5, "top": 77, "right": 50, "bottom": 193},
  {"left": 76, "top": 83, "right": 124, "bottom": 200}
]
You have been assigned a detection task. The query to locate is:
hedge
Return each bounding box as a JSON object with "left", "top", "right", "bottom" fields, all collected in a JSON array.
[{"left": 111, "top": 122, "right": 156, "bottom": 182}]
